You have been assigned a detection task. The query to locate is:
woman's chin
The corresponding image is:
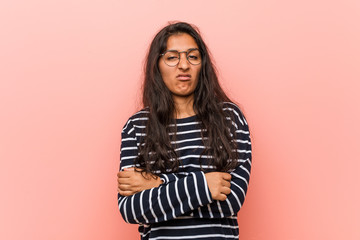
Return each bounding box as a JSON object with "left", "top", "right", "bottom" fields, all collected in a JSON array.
[{"left": 171, "top": 92, "right": 194, "bottom": 99}]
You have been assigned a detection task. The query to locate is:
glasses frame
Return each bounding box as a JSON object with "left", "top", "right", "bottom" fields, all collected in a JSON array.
[{"left": 160, "top": 48, "right": 202, "bottom": 67}]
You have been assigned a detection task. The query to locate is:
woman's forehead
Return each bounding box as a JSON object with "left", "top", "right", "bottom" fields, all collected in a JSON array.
[{"left": 166, "top": 33, "right": 198, "bottom": 51}]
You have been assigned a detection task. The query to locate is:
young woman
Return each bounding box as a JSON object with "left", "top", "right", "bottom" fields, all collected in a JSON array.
[{"left": 117, "top": 22, "right": 252, "bottom": 239}]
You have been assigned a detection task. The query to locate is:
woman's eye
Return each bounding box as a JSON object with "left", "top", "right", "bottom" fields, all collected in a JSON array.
[
  {"left": 188, "top": 55, "right": 198, "bottom": 59},
  {"left": 167, "top": 56, "right": 178, "bottom": 61}
]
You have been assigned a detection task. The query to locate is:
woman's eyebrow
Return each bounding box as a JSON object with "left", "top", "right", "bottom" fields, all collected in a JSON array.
[{"left": 166, "top": 47, "right": 198, "bottom": 52}]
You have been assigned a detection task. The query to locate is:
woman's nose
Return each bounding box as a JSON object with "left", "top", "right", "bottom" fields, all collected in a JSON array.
[{"left": 178, "top": 52, "right": 190, "bottom": 70}]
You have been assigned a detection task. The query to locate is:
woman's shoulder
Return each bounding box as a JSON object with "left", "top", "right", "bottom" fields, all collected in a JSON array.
[
  {"left": 127, "top": 107, "right": 150, "bottom": 121},
  {"left": 222, "top": 102, "right": 244, "bottom": 116},
  {"left": 221, "top": 101, "right": 249, "bottom": 127},
  {"left": 121, "top": 107, "right": 149, "bottom": 133}
]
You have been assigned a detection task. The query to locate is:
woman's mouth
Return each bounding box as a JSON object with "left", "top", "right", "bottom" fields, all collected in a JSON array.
[{"left": 176, "top": 74, "right": 191, "bottom": 80}]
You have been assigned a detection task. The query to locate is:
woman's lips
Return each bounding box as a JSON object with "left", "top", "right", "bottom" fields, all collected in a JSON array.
[{"left": 176, "top": 74, "right": 191, "bottom": 80}]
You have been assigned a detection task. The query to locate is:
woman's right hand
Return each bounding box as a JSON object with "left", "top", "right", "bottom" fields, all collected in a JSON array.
[
  {"left": 205, "top": 172, "right": 231, "bottom": 201},
  {"left": 117, "top": 168, "right": 162, "bottom": 196}
]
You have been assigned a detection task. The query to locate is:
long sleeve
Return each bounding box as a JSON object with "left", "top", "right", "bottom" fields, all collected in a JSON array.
[
  {"left": 198, "top": 107, "right": 252, "bottom": 218},
  {"left": 118, "top": 103, "right": 252, "bottom": 224},
  {"left": 159, "top": 158, "right": 251, "bottom": 219},
  {"left": 118, "top": 119, "right": 213, "bottom": 224},
  {"left": 158, "top": 104, "right": 252, "bottom": 218}
]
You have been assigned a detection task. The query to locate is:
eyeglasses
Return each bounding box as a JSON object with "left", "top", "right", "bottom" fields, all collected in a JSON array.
[{"left": 160, "top": 48, "right": 201, "bottom": 67}]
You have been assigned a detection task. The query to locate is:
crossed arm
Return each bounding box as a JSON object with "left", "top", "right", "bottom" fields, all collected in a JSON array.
[
  {"left": 117, "top": 157, "right": 251, "bottom": 223},
  {"left": 118, "top": 109, "right": 251, "bottom": 224},
  {"left": 118, "top": 168, "right": 232, "bottom": 201}
]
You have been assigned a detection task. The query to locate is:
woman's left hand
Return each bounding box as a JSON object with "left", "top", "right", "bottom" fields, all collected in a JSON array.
[{"left": 117, "top": 168, "right": 163, "bottom": 196}]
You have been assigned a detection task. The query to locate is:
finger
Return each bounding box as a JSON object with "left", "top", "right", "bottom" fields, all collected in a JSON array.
[
  {"left": 118, "top": 190, "right": 135, "bottom": 197},
  {"left": 218, "top": 193, "right": 227, "bottom": 201},
  {"left": 117, "top": 171, "right": 126, "bottom": 178},
  {"left": 118, "top": 171, "right": 134, "bottom": 178},
  {"left": 118, "top": 184, "right": 134, "bottom": 191},
  {"left": 222, "top": 173, "right": 232, "bottom": 181},
  {"left": 117, "top": 188, "right": 132, "bottom": 195},
  {"left": 117, "top": 187, "right": 133, "bottom": 193},
  {"left": 221, "top": 186, "right": 231, "bottom": 195},
  {"left": 118, "top": 177, "right": 131, "bottom": 184},
  {"left": 223, "top": 180, "right": 231, "bottom": 188}
]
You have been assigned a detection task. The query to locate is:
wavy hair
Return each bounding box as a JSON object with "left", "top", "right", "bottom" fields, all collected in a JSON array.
[{"left": 135, "top": 21, "right": 239, "bottom": 174}]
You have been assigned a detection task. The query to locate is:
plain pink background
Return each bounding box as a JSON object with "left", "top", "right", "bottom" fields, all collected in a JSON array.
[{"left": 1, "top": 0, "right": 359, "bottom": 239}]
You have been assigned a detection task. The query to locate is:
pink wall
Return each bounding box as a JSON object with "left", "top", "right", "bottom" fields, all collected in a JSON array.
[{"left": 1, "top": 0, "right": 359, "bottom": 239}]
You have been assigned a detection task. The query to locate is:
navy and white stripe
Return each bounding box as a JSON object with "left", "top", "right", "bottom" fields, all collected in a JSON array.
[{"left": 118, "top": 102, "right": 252, "bottom": 239}]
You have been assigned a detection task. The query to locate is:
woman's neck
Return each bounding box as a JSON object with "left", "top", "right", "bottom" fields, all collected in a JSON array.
[{"left": 173, "top": 95, "right": 195, "bottom": 119}]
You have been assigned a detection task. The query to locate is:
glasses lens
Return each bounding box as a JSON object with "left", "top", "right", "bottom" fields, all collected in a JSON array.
[
  {"left": 187, "top": 49, "right": 201, "bottom": 65},
  {"left": 163, "top": 51, "right": 179, "bottom": 66}
]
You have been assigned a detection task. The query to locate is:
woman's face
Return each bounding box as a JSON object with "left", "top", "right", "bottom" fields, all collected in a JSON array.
[{"left": 159, "top": 33, "right": 201, "bottom": 101}]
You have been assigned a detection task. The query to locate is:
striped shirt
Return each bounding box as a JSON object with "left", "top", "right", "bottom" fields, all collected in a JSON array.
[{"left": 118, "top": 102, "right": 252, "bottom": 239}]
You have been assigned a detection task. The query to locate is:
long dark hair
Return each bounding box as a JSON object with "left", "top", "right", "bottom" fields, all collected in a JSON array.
[{"left": 135, "top": 21, "right": 239, "bottom": 174}]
